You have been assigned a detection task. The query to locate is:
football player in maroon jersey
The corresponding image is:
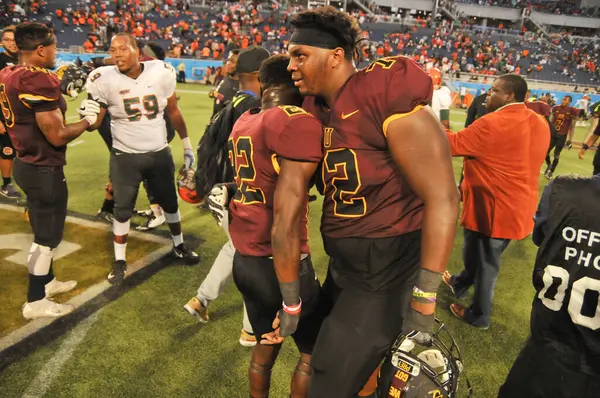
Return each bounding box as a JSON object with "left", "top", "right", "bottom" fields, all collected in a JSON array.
[
  {"left": 0, "top": 22, "right": 101, "bottom": 319},
  {"left": 525, "top": 90, "right": 551, "bottom": 119},
  {"left": 287, "top": 6, "right": 460, "bottom": 397},
  {"left": 545, "top": 95, "right": 579, "bottom": 179},
  {"left": 0, "top": 25, "right": 21, "bottom": 199},
  {"left": 227, "top": 55, "right": 324, "bottom": 397}
]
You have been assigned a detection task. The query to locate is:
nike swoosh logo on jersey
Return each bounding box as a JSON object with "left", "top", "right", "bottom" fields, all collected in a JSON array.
[{"left": 341, "top": 110, "right": 359, "bottom": 119}]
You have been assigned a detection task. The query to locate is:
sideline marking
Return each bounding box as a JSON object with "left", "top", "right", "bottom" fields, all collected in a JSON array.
[
  {"left": 0, "top": 203, "right": 172, "bottom": 353},
  {"left": 21, "top": 310, "right": 103, "bottom": 398}
]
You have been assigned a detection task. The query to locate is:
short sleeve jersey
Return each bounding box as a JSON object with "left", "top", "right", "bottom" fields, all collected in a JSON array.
[
  {"left": 86, "top": 60, "right": 176, "bottom": 153},
  {"left": 228, "top": 106, "right": 324, "bottom": 257}
]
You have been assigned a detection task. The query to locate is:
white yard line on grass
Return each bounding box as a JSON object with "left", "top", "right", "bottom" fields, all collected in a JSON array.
[
  {"left": 21, "top": 309, "right": 103, "bottom": 398},
  {"left": 0, "top": 203, "right": 172, "bottom": 353}
]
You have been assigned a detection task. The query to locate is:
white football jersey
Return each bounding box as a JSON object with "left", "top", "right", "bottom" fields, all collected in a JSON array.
[
  {"left": 86, "top": 60, "right": 177, "bottom": 153},
  {"left": 432, "top": 86, "right": 452, "bottom": 121}
]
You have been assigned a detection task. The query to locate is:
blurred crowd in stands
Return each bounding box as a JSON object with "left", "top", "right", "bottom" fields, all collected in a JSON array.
[
  {"left": 452, "top": 0, "right": 600, "bottom": 18},
  {"left": 1, "top": 0, "right": 599, "bottom": 86}
]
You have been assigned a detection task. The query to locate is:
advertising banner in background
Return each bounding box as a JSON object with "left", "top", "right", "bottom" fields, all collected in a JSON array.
[
  {"left": 451, "top": 80, "right": 600, "bottom": 107},
  {"left": 55, "top": 52, "right": 223, "bottom": 82},
  {"left": 52, "top": 52, "right": 600, "bottom": 106}
]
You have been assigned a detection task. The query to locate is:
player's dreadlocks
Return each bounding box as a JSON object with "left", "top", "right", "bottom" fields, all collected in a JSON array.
[{"left": 290, "top": 6, "right": 362, "bottom": 61}]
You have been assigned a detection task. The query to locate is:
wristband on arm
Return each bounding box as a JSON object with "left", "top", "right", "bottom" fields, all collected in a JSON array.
[
  {"left": 282, "top": 299, "right": 302, "bottom": 315},
  {"left": 182, "top": 137, "right": 193, "bottom": 150},
  {"left": 412, "top": 268, "right": 442, "bottom": 304}
]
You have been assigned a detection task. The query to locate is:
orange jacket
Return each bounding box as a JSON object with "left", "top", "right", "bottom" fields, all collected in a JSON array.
[{"left": 446, "top": 103, "right": 550, "bottom": 240}]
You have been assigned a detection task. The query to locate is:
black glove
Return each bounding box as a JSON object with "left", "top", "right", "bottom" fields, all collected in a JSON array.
[
  {"left": 402, "top": 306, "right": 434, "bottom": 344},
  {"left": 566, "top": 140, "right": 573, "bottom": 150}
]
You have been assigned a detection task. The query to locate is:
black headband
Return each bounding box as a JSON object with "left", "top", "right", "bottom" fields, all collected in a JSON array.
[
  {"left": 289, "top": 28, "right": 343, "bottom": 49},
  {"left": 18, "top": 33, "right": 55, "bottom": 51}
]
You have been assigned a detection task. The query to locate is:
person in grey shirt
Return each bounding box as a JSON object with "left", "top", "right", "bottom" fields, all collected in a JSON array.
[{"left": 209, "top": 49, "right": 240, "bottom": 116}]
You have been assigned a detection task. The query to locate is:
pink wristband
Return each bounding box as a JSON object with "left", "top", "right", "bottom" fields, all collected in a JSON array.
[{"left": 282, "top": 299, "right": 302, "bottom": 315}]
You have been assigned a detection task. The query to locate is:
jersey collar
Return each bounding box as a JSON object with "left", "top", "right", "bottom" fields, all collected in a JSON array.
[{"left": 495, "top": 102, "right": 524, "bottom": 113}]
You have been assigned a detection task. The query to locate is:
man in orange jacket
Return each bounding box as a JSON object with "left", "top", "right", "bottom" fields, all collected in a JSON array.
[{"left": 443, "top": 74, "right": 550, "bottom": 329}]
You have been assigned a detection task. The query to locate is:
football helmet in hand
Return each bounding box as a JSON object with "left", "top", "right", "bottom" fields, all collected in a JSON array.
[
  {"left": 377, "top": 320, "right": 472, "bottom": 398},
  {"left": 177, "top": 166, "right": 202, "bottom": 204},
  {"left": 56, "top": 64, "right": 88, "bottom": 98}
]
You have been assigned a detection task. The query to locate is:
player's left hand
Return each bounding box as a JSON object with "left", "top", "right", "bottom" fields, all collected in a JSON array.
[
  {"left": 566, "top": 140, "right": 573, "bottom": 150},
  {"left": 0, "top": 123, "right": 6, "bottom": 134},
  {"left": 579, "top": 149, "right": 586, "bottom": 159},
  {"left": 183, "top": 148, "right": 195, "bottom": 170}
]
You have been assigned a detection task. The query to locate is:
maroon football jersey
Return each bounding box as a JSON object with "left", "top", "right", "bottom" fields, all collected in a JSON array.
[
  {"left": 0, "top": 65, "right": 67, "bottom": 166},
  {"left": 303, "top": 56, "right": 433, "bottom": 239},
  {"left": 228, "top": 106, "right": 323, "bottom": 257},
  {"left": 525, "top": 100, "right": 551, "bottom": 117},
  {"left": 551, "top": 105, "right": 578, "bottom": 135}
]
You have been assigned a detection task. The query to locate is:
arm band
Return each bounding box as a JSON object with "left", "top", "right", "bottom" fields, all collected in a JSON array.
[
  {"left": 282, "top": 299, "right": 302, "bottom": 315},
  {"left": 582, "top": 144, "right": 590, "bottom": 150},
  {"left": 413, "top": 287, "right": 437, "bottom": 303},
  {"left": 412, "top": 268, "right": 442, "bottom": 304}
]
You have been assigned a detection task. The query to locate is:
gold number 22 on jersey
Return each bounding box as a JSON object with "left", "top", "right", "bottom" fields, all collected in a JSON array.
[
  {"left": 227, "top": 136, "right": 265, "bottom": 205},
  {"left": 323, "top": 148, "right": 366, "bottom": 218}
]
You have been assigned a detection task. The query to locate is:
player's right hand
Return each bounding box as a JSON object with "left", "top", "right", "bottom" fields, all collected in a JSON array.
[
  {"left": 579, "top": 149, "right": 586, "bottom": 159},
  {"left": 78, "top": 99, "right": 101, "bottom": 126}
]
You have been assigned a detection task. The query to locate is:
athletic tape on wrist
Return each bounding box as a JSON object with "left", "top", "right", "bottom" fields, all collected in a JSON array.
[
  {"left": 182, "top": 137, "right": 192, "bottom": 150},
  {"left": 279, "top": 280, "right": 300, "bottom": 309},
  {"left": 414, "top": 268, "right": 442, "bottom": 297},
  {"left": 404, "top": 306, "right": 434, "bottom": 332}
]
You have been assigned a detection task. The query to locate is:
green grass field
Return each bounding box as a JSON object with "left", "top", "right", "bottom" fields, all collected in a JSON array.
[{"left": 0, "top": 84, "right": 597, "bottom": 398}]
